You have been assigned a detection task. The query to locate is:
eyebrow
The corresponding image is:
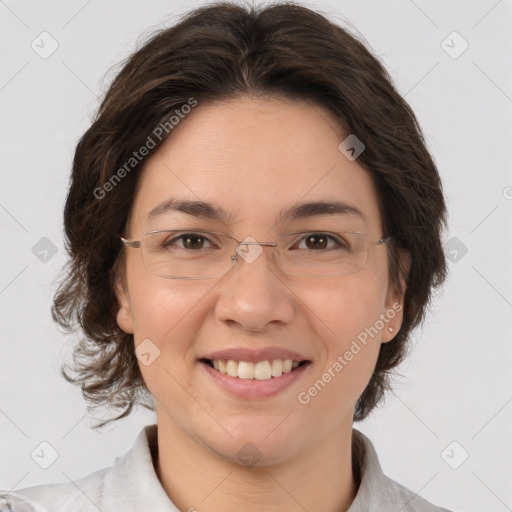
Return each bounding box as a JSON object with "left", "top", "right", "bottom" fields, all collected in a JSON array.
[{"left": 146, "top": 198, "right": 365, "bottom": 224}]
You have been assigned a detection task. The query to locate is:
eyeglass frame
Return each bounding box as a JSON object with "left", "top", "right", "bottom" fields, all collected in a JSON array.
[{"left": 119, "top": 229, "right": 392, "bottom": 280}]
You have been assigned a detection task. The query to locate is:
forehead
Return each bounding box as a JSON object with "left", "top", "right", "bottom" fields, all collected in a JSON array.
[{"left": 129, "top": 96, "right": 383, "bottom": 235}]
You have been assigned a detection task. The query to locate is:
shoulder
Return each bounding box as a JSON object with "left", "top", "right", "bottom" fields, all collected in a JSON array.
[
  {"left": 350, "top": 429, "right": 453, "bottom": 512},
  {"left": 1, "top": 425, "right": 171, "bottom": 512},
  {"left": 377, "top": 473, "right": 453, "bottom": 512},
  {"left": 1, "top": 465, "right": 112, "bottom": 512}
]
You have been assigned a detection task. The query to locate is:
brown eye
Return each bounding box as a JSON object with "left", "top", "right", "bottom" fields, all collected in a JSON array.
[
  {"left": 164, "top": 232, "right": 213, "bottom": 250},
  {"left": 295, "top": 233, "right": 346, "bottom": 251},
  {"left": 305, "top": 234, "right": 328, "bottom": 250},
  {"left": 181, "top": 234, "right": 206, "bottom": 249}
]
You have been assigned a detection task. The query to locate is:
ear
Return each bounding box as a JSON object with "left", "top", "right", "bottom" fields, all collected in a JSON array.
[
  {"left": 381, "top": 248, "right": 410, "bottom": 343},
  {"left": 114, "top": 274, "right": 134, "bottom": 335}
]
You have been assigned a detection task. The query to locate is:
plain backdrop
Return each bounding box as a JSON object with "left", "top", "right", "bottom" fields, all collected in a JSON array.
[{"left": 1, "top": 1, "right": 511, "bottom": 511}]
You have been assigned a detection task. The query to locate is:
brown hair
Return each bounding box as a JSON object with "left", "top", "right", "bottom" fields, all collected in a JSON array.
[{"left": 53, "top": 1, "right": 448, "bottom": 428}]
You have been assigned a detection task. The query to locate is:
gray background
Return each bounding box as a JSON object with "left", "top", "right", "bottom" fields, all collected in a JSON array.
[{"left": 1, "top": 1, "right": 511, "bottom": 510}]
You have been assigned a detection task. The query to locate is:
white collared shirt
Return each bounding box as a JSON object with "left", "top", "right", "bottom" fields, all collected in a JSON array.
[{"left": 1, "top": 425, "right": 452, "bottom": 511}]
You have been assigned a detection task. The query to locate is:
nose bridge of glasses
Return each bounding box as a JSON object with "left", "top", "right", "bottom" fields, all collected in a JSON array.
[
  {"left": 238, "top": 240, "right": 277, "bottom": 248},
  {"left": 227, "top": 237, "right": 280, "bottom": 269},
  {"left": 233, "top": 238, "right": 276, "bottom": 253}
]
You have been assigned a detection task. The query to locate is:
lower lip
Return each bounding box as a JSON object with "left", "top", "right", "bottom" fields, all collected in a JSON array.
[{"left": 200, "top": 361, "right": 311, "bottom": 399}]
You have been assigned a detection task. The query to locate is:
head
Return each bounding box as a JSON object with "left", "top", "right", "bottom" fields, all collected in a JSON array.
[{"left": 53, "top": 1, "right": 447, "bottom": 457}]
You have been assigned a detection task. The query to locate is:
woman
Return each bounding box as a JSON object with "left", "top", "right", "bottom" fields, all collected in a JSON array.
[{"left": 2, "top": 2, "right": 452, "bottom": 511}]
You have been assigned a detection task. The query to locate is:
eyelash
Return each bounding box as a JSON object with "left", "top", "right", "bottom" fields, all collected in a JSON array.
[
  {"left": 164, "top": 232, "right": 348, "bottom": 250},
  {"left": 293, "top": 233, "right": 347, "bottom": 250}
]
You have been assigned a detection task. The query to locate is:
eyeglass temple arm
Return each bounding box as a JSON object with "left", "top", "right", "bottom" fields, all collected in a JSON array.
[
  {"left": 120, "top": 236, "right": 141, "bottom": 249},
  {"left": 376, "top": 236, "right": 392, "bottom": 245},
  {"left": 119, "top": 234, "right": 390, "bottom": 248}
]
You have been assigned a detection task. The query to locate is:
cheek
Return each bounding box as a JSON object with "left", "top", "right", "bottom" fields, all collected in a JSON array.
[
  {"left": 126, "top": 252, "right": 184, "bottom": 332},
  {"left": 297, "top": 273, "right": 386, "bottom": 395},
  {"left": 302, "top": 271, "right": 387, "bottom": 341},
  {"left": 126, "top": 278, "right": 207, "bottom": 396},
  {"left": 125, "top": 260, "right": 216, "bottom": 383}
]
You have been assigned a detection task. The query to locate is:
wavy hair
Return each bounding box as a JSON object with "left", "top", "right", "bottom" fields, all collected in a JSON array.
[{"left": 52, "top": 1, "right": 448, "bottom": 428}]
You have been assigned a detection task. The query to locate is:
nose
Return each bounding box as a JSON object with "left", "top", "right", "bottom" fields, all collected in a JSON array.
[{"left": 214, "top": 242, "right": 295, "bottom": 332}]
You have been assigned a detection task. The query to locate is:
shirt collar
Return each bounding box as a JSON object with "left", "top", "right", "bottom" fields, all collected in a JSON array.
[
  {"left": 99, "top": 424, "right": 179, "bottom": 511},
  {"left": 102, "top": 425, "right": 437, "bottom": 512}
]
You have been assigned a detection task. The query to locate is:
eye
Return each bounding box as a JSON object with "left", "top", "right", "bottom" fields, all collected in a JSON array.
[
  {"left": 293, "top": 232, "right": 348, "bottom": 251},
  {"left": 163, "top": 232, "right": 216, "bottom": 250}
]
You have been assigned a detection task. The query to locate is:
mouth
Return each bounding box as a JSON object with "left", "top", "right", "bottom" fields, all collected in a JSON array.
[{"left": 199, "top": 358, "right": 311, "bottom": 381}]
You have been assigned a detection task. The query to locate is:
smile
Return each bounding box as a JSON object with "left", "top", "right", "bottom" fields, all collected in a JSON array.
[{"left": 200, "top": 358, "right": 310, "bottom": 381}]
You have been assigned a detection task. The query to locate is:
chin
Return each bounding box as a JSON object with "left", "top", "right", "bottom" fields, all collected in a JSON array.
[
  {"left": 212, "top": 437, "right": 301, "bottom": 468},
  {"left": 202, "top": 422, "right": 305, "bottom": 466}
]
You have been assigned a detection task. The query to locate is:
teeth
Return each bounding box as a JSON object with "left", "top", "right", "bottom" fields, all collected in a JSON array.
[
  {"left": 226, "top": 359, "right": 238, "bottom": 378},
  {"left": 283, "top": 359, "right": 293, "bottom": 373},
  {"left": 238, "top": 361, "right": 255, "bottom": 379},
  {"left": 271, "top": 359, "right": 283, "bottom": 377},
  {"left": 209, "top": 358, "right": 304, "bottom": 380},
  {"left": 254, "top": 361, "right": 272, "bottom": 380}
]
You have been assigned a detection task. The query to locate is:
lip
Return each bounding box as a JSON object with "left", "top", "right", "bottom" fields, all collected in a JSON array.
[
  {"left": 200, "top": 347, "right": 311, "bottom": 364},
  {"left": 200, "top": 359, "right": 312, "bottom": 399}
]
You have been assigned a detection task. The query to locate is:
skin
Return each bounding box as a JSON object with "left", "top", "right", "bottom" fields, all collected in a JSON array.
[{"left": 115, "top": 95, "right": 407, "bottom": 512}]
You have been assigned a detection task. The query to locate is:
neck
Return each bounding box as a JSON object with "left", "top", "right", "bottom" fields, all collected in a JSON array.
[{"left": 154, "top": 414, "right": 358, "bottom": 512}]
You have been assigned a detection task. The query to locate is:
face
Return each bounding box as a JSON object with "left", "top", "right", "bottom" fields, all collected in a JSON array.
[{"left": 116, "top": 95, "right": 405, "bottom": 466}]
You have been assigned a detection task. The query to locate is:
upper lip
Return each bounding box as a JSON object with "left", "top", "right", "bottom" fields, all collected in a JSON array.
[{"left": 201, "top": 347, "right": 311, "bottom": 363}]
